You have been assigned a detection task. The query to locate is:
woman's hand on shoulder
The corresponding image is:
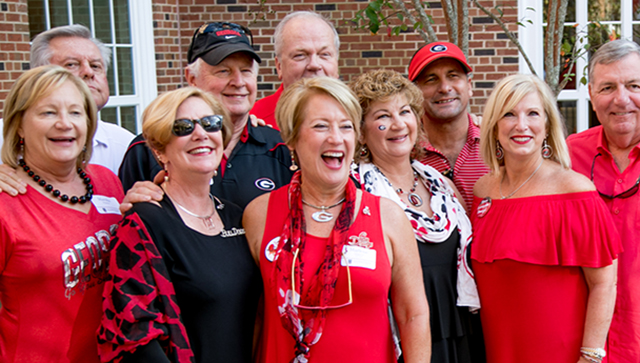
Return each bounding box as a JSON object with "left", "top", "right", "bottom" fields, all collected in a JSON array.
[{"left": 243, "top": 193, "right": 271, "bottom": 265}]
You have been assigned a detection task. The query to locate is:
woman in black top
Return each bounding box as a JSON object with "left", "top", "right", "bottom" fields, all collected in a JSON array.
[{"left": 98, "top": 87, "right": 261, "bottom": 363}]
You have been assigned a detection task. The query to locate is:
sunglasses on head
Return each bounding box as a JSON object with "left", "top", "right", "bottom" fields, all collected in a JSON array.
[
  {"left": 172, "top": 115, "right": 223, "bottom": 137},
  {"left": 194, "top": 22, "right": 254, "bottom": 45}
]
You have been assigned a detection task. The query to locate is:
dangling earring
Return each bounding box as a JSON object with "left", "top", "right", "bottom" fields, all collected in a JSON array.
[
  {"left": 213, "top": 170, "right": 218, "bottom": 177},
  {"left": 541, "top": 137, "right": 553, "bottom": 159},
  {"left": 19, "top": 137, "right": 24, "bottom": 155},
  {"left": 81, "top": 145, "right": 87, "bottom": 164},
  {"left": 495, "top": 140, "right": 504, "bottom": 161},
  {"left": 360, "top": 145, "right": 370, "bottom": 159},
  {"left": 289, "top": 151, "right": 299, "bottom": 171}
]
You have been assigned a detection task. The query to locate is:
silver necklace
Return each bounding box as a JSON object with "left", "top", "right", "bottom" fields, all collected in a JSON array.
[
  {"left": 499, "top": 159, "right": 543, "bottom": 199},
  {"left": 376, "top": 166, "right": 423, "bottom": 207},
  {"left": 172, "top": 193, "right": 217, "bottom": 229},
  {"left": 302, "top": 197, "right": 346, "bottom": 223}
]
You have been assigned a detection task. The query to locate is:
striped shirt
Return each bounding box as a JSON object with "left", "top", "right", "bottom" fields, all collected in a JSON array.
[{"left": 418, "top": 115, "right": 489, "bottom": 211}]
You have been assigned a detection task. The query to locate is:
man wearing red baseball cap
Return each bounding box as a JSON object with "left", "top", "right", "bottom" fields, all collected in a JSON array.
[{"left": 408, "top": 41, "right": 489, "bottom": 212}]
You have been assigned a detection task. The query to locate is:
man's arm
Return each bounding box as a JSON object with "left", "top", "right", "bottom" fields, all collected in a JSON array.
[{"left": 0, "top": 164, "right": 27, "bottom": 196}]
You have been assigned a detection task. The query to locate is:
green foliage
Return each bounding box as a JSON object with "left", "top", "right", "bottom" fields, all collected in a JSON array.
[{"left": 352, "top": 0, "right": 432, "bottom": 37}]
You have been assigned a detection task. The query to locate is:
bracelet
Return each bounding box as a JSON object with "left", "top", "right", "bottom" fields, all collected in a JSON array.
[
  {"left": 581, "top": 354, "right": 601, "bottom": 363},
  {"left": 580, "top": 347, "right": 606, "bottom": 361}
]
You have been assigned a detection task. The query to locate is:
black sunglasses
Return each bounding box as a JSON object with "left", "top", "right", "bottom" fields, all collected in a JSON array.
[
  {"left": 194, "top": 22, "right": 254, "bottom": 45},
  {"left": 591, "top": 153, "right": 640, "bottom": 199},
  {"left": 172, "top": 115, "right": 223, "bottom": 137}
]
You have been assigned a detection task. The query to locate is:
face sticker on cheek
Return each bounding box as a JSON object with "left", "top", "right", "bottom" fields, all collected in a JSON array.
[{"left": 378, "top": 125, "right": 386, "bottom": 131}]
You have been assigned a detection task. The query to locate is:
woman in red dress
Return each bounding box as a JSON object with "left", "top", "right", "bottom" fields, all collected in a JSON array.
[
  {"left": 244, "top": 77, "right": 431, "bottom": 363},
  {"left": 471, "top": 74, "right": 621, "bottom": 363}
]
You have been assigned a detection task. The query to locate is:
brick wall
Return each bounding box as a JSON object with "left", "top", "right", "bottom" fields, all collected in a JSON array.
[
  {"left": 152, "top": 0, "right": 520, "bottom": 115},
  {"left": 0, "top": 0, "right": 30, "bottom": 116}
]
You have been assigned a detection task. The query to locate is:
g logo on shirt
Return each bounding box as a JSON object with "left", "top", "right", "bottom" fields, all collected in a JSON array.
[{"left": 255, "top": 178, "right": 276, "bottom": 191}]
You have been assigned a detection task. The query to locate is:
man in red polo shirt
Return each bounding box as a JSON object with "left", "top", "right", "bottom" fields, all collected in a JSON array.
[
  {"left": 251, "top": 11, "right": 340, "bottom": 129},
  {"left": 408, "top": 42, "right": 489, "bottom": 211},
  {"left": 567, "top": 39, "right": 640, "bottom": 363}
]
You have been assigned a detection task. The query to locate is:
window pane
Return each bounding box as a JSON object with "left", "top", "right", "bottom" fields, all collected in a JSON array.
[
  {"left": 93, "top": 0, "right": 112, "bottom": 43},
  {"left": 634, "top": 24, "right": 640, "bottom": 44},
  {"left": 588, "top": 23, "right": 621, "bottom": 56},
  {"left": 27, "top": 0, "right": 46, "bottom": 39},
  {"left": 48, "top": 0, "right": 69, "bottom": 28},
  {"left": 99, "top": 107, "right": 117, "bottom": 125},
  {"left": 120, "top": 106, "right": 137, "bottom": 134},
  {"left": 588, "top": 0, "right": 621, "bottom": 22},
  {"left": 113, "top": 0, "right": 131, "bottom": 43},
  {"left": 635, "top": 1, "right": 640, "bottom": 20},
  {"left": 557, "top": 100, "right": 577, "bottom": 135},
  {"left": 117, "top": 47, "right": 135, "bottom": 95},
  {"left": 71, "top": 0, "right": 91, "bottom": 29},
  {"left": 107, "top": 47, "right": 116, "bottom": 97}
]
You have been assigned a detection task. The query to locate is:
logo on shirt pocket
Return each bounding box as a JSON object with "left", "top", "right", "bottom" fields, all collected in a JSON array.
[{"left": 255, "top": 178, "right": 276, "bottom": 191}]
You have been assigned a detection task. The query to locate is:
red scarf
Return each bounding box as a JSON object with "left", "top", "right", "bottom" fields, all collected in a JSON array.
[{"left": 273, "top": 171, "right": 356, "bottom": 362}]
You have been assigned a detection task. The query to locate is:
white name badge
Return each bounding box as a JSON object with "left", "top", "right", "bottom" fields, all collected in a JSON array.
[
  {"left": 341, "top": 245, "right": 376, "bottom": 270},
  {"left": 91, "top": 195, "right": 122, "bottom": 215}
]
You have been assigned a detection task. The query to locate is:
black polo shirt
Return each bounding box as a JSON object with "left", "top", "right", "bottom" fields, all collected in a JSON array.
[{"left": 118, "top": 118, "right": 293, "bottom": 209}]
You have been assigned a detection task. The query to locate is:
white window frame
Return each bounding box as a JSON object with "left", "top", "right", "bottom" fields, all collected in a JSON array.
[
  {"left": 518, "top": 0, "right": 635, "bottom": 133},
  {"left": 37, "top": 0, "right": 156, "bottom": 133}
]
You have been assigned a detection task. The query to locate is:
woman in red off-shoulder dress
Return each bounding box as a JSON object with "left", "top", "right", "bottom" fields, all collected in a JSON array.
[{"left": 471, "top": 74, "right": 621, "bottom": 363}]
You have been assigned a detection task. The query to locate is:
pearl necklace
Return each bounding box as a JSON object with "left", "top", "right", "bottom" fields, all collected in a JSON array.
[
  {"left": 499, "top": 159, "right": 543, "bottom": 199},
  {"left": 302, "top": 197, "right": 346, "bottom": 223},
  {"left": 19, "top": 159, "right": 93, "bottom": 203}
]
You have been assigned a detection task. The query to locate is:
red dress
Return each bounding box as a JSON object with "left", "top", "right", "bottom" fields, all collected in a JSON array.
[
  {"left": 470, "top": 192, "right": 622, "bottom": 363},
  {"left": 258, "top": 186, "right": 396, "bottom": 363}
]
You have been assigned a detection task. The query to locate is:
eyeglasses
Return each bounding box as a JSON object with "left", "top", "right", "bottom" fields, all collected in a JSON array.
[
  {"left": 591, "top": 153, "right": 640, "bottom": 199},
  {"left": 291, "top": 248, "right": 353, "bottom": 310},
  {"left": 172, "top": 115, "right": 223, "bottom": 137}
]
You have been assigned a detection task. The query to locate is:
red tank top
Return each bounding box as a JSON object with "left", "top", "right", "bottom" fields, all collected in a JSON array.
[{"left": 258, "top": 186, "right": 396, "bottom": 363}]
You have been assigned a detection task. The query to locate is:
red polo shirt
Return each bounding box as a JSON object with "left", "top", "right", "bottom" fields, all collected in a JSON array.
[
  {"left": 567, "top": 125, "right": 640, "bottom": 363},
  {"left": 252, "top": 85, "right": 283, "bottom": 130}
]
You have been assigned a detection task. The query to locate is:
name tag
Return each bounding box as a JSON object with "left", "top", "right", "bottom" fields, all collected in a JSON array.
[
  {"left": 341, "top": 245, "right": 376, "bottom": 270},
  {"left": 91, "top": 195, "right": 122, "bottom": 215}
]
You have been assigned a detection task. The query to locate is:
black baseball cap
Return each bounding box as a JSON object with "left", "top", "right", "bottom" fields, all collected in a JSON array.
[{"left": 187, "top": 22, "right": 261, "bottom": 65}]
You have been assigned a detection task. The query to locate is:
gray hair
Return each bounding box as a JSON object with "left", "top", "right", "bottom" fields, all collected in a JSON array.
[
  {"left": 186, "top": 57, "right": 259, "bottom": 81},
  {"left": 273, "top": 11, "right": 340, "bottom": 59},
  {"left": 30, "top": 24, "right": 112, "bottom": 70},
  {"left": 588, "top": 39, "right": 640, "bottom": 82}
]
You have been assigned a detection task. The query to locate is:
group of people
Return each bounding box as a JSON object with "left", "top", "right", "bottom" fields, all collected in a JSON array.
[{"left": 0, "top": 9, "right": 637, "bottom": 363}]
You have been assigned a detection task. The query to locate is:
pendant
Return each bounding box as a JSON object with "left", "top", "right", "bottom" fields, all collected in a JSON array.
[
  {"left": 476, "top": 197, "right": 492, "bottom": 218},
  {"left": 202, "top": 216, "right": 215, "bottom": 229},
  {"left": 311, "top": 210, "right": 334, "bottom": 223},
  {"left": 408, "top": 192, "right": 424, "bottom": 207}
]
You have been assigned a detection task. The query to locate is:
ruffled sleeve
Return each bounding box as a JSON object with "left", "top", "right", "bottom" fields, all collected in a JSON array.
[
  {"left": 97, "top": 211, "right": 195, "bottom": 363},
  {"left": 471, "top": 191, "right": 622, "bottom": 267}
]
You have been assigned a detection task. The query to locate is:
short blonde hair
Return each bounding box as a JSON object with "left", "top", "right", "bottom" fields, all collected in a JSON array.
[
  {"left": 349, "top": 69, "right": 426, "bottom": 163},
  {"left": 2, "top": 65, "right": 97, "bottom": 168},
  {"left": 276, "top": 76, "right": 361, "bottom": 148},
  {"left": 142, "top": 87, "right": 232, "bottom": 166},
  {"left": 480, "top": 74, "right": 570, "bottom": 173}
]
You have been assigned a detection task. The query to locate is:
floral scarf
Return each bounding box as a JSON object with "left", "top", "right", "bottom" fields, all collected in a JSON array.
[
  {"left": 358, "top": 160, "right": 480, "bottom": 310},
  {"left": 272, "top": 171, "right": 357, "bottom": 362}
]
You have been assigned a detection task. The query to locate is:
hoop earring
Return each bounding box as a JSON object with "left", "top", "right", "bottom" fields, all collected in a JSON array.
[
  {"left": 289, "top": 151, "right": 299, "bottom": 171},
  {"left": 542, "top": 137, "right": 553, "bottom": 159},
  {"left": 495, "top": 140, "right": 504, "bottom": 161},
  {"left": 360, "top": 145, "right": 370, "bottom": 159}
]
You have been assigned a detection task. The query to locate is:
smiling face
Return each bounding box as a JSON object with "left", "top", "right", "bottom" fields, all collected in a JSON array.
[
  {"left": 589, "top": 53, "right": 640, "bottom": 144},
  {"left": 158, "top": 96, "right": 224, "bottom": 179},
  {"left": 49, "top": 36, "right": 110, "bottom": 110},
  {"left": 362, "top": 94, "right": 418, "bottom": 164},
  {"left": 496, "top": 91, "right": 547, "bottom": 163},
  {"left": 293, "top": 92, "right": 356, "bottom": 189},
  {"left": 187, "top": 52, "right": 257, "bottom": 123},
  {"left": 414, "top": 58, "right": 472, "bottom": 124},
  {"left": 19, "top": 81, "right": 88, "bottom": 171},
  {"left": 275, "top": 16, "right": 339, "bottom": 89}
]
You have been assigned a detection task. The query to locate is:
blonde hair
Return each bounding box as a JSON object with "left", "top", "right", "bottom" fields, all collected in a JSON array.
[
  {"left": 349, "top": 69, "right": 426, "bottom": 163},
  {"left": 480, "top": 74, "right": 570, "bottom": 173},
  {"left": 276, "top": 76, "right": 361, "bottom": 148},
  {"left": 2, "top": 65, "right": 97, "bottom": 168},
  {"left": 142, "top": 87, "right": 232, "bottom": 167}
]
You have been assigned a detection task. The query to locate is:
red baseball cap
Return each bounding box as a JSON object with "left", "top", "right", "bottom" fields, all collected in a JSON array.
[{"left": 408, "top": 41, "right": 472, "bottom": 81}]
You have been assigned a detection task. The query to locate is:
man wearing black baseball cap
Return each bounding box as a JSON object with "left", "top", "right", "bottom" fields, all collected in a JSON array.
[
  {"left": 409, "top": 41, "right": 489, "bottom": 212},
  {"left": 119, "top": 22, "right": 293, "bottom": 209}
]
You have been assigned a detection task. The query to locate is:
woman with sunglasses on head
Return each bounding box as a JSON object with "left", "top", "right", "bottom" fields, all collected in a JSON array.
[
  {"left": 471, "top": 74, "right": 621, "bottom": 363},
  {"left": 244, "top": 77, "right": 431, "bottom": 363},
  {"left": 98, "top": 87, "right": 261, "bottom": 363}
]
